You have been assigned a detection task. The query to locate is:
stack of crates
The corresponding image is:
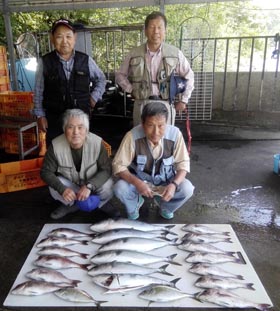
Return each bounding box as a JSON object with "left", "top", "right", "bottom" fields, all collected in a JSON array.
[{"left": 0, "top": 46, "right": 10, "bottom": 92}]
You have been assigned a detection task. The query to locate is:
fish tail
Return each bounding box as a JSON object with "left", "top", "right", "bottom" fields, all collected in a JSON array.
[
  {"left": 236, "top": 274, "right": 244, "bottom": 280},
  {"left": 80, "top": 253, "right": 89, "bottom": 259},
  {"left": 167, "top": 254, "right": 182, "bottom": 266},
  {"left": 95, "top": 300, "right": 108, "bottom": 306},
  {"left": 226, "top": 238, "right": 233, "bottom": 243},
  {"left": 223, "top": 231, "right": 231, "bottom": 236},
  {"left": 246, "top": 283, "right": 255, "bottom": 290},
  {"left": 81, "top": 263, "right": 91, "bottom": 271},
  {"left": 159, "top": 264, "right": 173, "bottom": 276},
  {"left": 226, "top": 251, "right": 236, "bottom": 257},
  {"left": 170, "top": 277, "right": 181, "bottom": 287},
  {"left": 257, "top": 303, "right": 273, "bottom": 311},
  {"left": 72, "top": 280, "right": 82, "bottom": 287},
  {"left": 81, "top": 240, "right": 88, "bottom": 245}
]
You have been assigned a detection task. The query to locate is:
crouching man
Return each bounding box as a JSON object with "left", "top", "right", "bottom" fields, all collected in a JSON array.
[
  {"left": 112, "top": 102, "right": 194, "bottom": 220},
  {"left": 41, "top": 108, "right": 119, "bottom": 219}
]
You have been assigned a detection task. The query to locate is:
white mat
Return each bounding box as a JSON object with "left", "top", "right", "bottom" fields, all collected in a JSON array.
[{"left": 4, "top": 223, "right": 273, "bottom": 308}]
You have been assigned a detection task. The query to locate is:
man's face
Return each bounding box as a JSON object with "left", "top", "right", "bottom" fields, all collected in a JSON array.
[
  {"left": 65, "top": 116, "right": 87, "bottom": 149},
  {"left": 145, "top": 17, "right": 166, "bottom": 47},
  {"left": 142, "top": 114, "right": 167, "bottom": 145},
  {"left": 51, "top": 25, "right": 76, "bottom": 59}
]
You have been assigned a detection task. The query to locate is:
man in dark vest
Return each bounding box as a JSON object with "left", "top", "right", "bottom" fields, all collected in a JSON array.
[{"left": 33, "top": 18, "right": 106, "bottom": 146}]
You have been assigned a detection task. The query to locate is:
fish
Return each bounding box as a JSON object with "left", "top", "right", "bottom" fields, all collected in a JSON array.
[
  {"left": 98, "top": 237, "right": 179, "bottom": 252},
  {"left": 90, "top": 250, "right": 181, "bottom": 266},
  {"left": 47, "top": 227, "right": 93, "bottom": 239},
  {"left": 90, "top": 218, "right": 176, "bottom": 234},
  {"left": 195, "top": 275, "right": 255, "bottom": 291},
  {"left": 182, "top": 233, "right": 232, "bottom": 244},
  {"left": 178, "top": 241, "right": 235, "bottom": 256},
  {"left": 36, "top": 236, "right": 88, "bottom": 248},
  {"left": 91, "top": 228, "right": 171, "bottom": 244},
  {"left": 138, "top": 285, "right": 194, "bottom": 303},
  {"left": 185, "top": 252, "right": 243, "bottom": 264},
  {"left": 54, "top": 288, "right": 107, "bottom": 305},
  {"left": 181, "top": 224, "right": 230, "bottom": 236},
  {"left": 91, "top": 273, "right": 180, "bottom": 293},
  {"left": 195, "top": 288, "right": 272, "bottom": 311},
  {"left": 37, "top": 246, "right": 89, "bottom": 259},
  {"left": 88, "top": 262, "right": 173, "bottom": 277},
  {"left": 11, "top": 280, "right": 69, "bottom": 296},
  {"left": 26, "top": 268, "right": 81, "bottom": 286},
  {"left": 34, "top": 255, "right": 90, "bottom": 271},
  {"left": 189, "top": 263, "right": 244, "bottom": 280}
]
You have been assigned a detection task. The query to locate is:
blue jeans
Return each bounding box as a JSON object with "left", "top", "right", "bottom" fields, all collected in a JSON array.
[{"left": 113, "top": 178, "right": 194, "bottom": 216}]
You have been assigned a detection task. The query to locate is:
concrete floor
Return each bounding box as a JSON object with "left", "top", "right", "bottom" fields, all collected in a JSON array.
[{"left": 0, "top": 122, "right": 280, "bottom": 311}]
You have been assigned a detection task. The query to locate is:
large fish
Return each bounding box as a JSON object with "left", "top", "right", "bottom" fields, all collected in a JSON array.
[
  {"left": 90, "top": 250, "right": 181, "bottom": 266},
  {"left": 189, "top": 263, "right": 244, "bottom": 280},
  {"left": 91, "top": 228, "right": 171, "bottom": 244},
  {"left": 90, "top": 218, "right": 175, "bottom": 234},
  {"left": 37, "top": 246, "right": 89, "bottom": 259},
  {"left": 47, "top": 227, "right": 93, "bottom": 239},
  {"left": 195, "top": 288, "right": 272, "bottom": 311},
  {"left": 26, "top": 268, "right": 81, "bottom": 286},
  {"left": 185, "top": 252, "right": 243, "bottom": 264},
  {"left": 34, "top": 255, "right": 90, "bottom": 271},
  {"left": 98, "top": 237, "right": 179, "bottom": 252},
  {"left": 195, "top": 275, "right": 255, "bottom": 291},
  {"left": 178, "top": 241, "right": 235, "bottom": 256},
  {"left": 182, "top": 233, "right": 232, "bottom": 244},
  {"left": 88, "top": 262, "right": 172, "bottom": 277},
  {"left": 36, "top": 237, "right": 88, "bottom": 248},
  {"left": 138, "top": 285, "right": 194, "bottom": 303},
  {"left": 181, "top": 224, "right": 230, "bottom": 236},
  {"left": 54, "top": 288, "right": 107, "bottom": 305},
  {"left": 91, "top": 273, "right": 180, "bottom": 293},
  {"left": 11, "top": 280, "right": 69, "bottom": 296}
]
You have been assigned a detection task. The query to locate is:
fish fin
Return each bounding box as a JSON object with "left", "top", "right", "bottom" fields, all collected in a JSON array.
[
  {"left": 168, "top": 254, "right": 182, "bottom": 266},
  {"left": 170, "top": 277, "right": 181, "bottom": 287},
  {"left": 223, "top": 231, "right": 231, "bottom": 236},
  {"left": 236, "top": 274, "right": 244, "bottom": 280},
  {"left": 225, "top": 238, "right": 233, "bottom": 243},
  {"left": 159, "top": 264, "right": 173, "bottom": 276},
  {"left": 81, "top": 240, "right": 88, "bottom": 245},
  {"left": 72, "top": 280, "right": 82, "bottom": 287},
  {"left": 246, "top": 283, "right": 255, "bottom": 290},
  {"left": 81, "top": 264, "right": 91, "bottom": 271},
  {"left": 80, "top": 253, "right": 89, "bottom": 259}
]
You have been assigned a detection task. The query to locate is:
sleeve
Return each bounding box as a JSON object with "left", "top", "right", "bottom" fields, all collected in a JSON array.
[
  {"left": 112, "top": 131, "right": 135, "bottom": 175},
  {"left": 115, "top": 52, "right": 133, "bottom": 93},
  {"left": 40, "top": 144, "right": 66, "bottom": 194},
  {"left": 87, "top": 142, "right": 112, "bottom": 190},
  {"left": 32, "top": 57, "right": 46, "bottom": 117},
  {"left": 177, "top": 50, "right": 195, "bottom": 104},
  {"left": 173, "top": 130, "right": 190, "bottom": 173},
  {"left": 88, "top": 57, "right": 107, "bottom": 103}
]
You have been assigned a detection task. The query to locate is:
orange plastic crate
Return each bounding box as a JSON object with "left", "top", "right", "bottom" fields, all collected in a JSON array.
[
  {"left": 0, "top": 91, "right": 33, "bottom": 104},
  {"left": 0, "top": 158, "right": 46, "bottom": 193},
  {"left": 102, "top": 140, "right": 112, "bottom": 157}
]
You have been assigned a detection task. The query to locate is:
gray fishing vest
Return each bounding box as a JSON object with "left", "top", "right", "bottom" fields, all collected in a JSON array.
[
  {"left": 130, "top": 125, "right": 179, "bottom": 185},
  {"left": 128, "top": 43, "right": 180, "bottom": 100},
  {"left": 52, "top": 133, "right": 102, "bottom": 185}
]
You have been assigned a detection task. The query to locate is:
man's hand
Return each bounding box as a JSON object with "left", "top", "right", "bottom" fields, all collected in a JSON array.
[
  {"left": 37, "top": 117, "right": 48, "bottom": 132},
  {"left": 175, "top": 101, "right": 187, "bottom": 112},
  {"left": 62, "top": 188, "right": 77, "bottom": 203},
  {"left": 136, "top": 180, "right": 154, "bottom": 198},
  {"left": 161, "top": 183, "right": 177, "bottom": 202},
  {"left": 76, "top": 185, "right": 91, "bottom": 201},
  {"left": 90, "top": 98, "right": 96, "bottom": 108}
]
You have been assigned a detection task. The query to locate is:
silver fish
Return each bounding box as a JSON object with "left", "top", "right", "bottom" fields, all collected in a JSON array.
[
  {"left": 38, "top": 246, "right": 89, "bottom": 259},
  {"left": 54, "top": 288, "right": 107, "bottom": 305},
  {"left": 26, "top": 268, "right": 81, "bottom": 286},
  {"left": 138, "top": 285, "right": 194, "bottom": 303},
  {"left": 91, "top": 228, "right": 171, "bottom": 244},
  {"left": 195, "top": 275, "right": 255, "bottom": 290},
  {"left": 195, "top": 288, "right": 272, "bottom": 311},
  {"left": 182, "top": 224, "right": 230, "bottom": 236},
  {"left": 11, "top": 280, "right": 68, "bottom": 296},
  {"left": 36, "top": 236, "right": 88, "bottom": 248},
  {"left": 34, "top": 255, "right": 90, "bottom": 271},
  {"left": 189, "top": 263, "right": 244, "bottom": 280},
  {"left": 178, "top": 241, "right": 235, "bottom": 256},
  {"left": 90, "top": 250, "right": 181, "bottom": 266},
  {"left": 88, "top": 262, "right": 172, "bottom": 277},
  {"left": 90, "top": 218, "right": 175, "bottom": 234},
  {"left": 185, "top": 252, "right": 243, "bottom": 264},
  {"left": 182, "top": 233, "right": 232, "bottom": 244},
  {"left": 48, "top": 227, "right": 93, "bottom": 239},
  {"left": 91, "top": 273, "right": 180, "bottom": 293},
  {"left": 98, "top": 237, "right": 179, "bottom": 252}
]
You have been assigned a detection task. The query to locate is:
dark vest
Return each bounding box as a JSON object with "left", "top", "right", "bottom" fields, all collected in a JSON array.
[{"left": 42, "top": 51, "right": 91, "bottom": 115}]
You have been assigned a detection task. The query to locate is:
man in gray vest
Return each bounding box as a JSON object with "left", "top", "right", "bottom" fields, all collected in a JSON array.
[
  {"left": 115, "top": 11, "right": 194, "bottom": 126},
  {"left": 40, "top": 109, "right": 119, "bottom": 219},
  {"left": 112, "top": 102, "right": 194, "bottom": 220}
]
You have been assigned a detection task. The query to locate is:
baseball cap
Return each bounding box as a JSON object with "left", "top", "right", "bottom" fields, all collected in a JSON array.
[
  {"left": 51, "top": 19, "right": 75, "bottom": 34},
  {"left": 76, "top": 195, "right": 100, "bottom": 212}
]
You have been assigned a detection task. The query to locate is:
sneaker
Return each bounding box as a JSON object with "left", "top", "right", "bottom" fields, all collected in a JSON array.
[
  {"left": 153, "top": 195, "right": 161, "bottom": 207},
  {"left": 160, "top": 209, "right": 174, "bottom": 220},
  {"left": 128, "top": 195, "right": 144, "bottom": 220},
  {"left": 50, "top": 204, "right": 79, "bottom": 220},
  {"left": 100, "top": 202, "right": 121, "bottom": 219}
]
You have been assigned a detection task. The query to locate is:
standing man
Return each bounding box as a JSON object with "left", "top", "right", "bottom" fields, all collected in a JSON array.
[
  {"left": 115, "top": 11, "right": 194, "bottom": 126},
  {"left": 112, "top": 102, "right": 194, "bottom": 220},
  {"left": 33, "top": 18, "right": 106, "bottom": 146},
  {"left": 41, "top": 109, "right": 119, "bottom": 220}
]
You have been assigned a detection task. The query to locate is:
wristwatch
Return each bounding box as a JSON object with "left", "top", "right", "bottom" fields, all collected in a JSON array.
[
  {"left": 86, "top": 183, "right": 94, "bottom": 191},
  {"left": 171, "top": 180, "right": 179, "bottom": 191}
]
